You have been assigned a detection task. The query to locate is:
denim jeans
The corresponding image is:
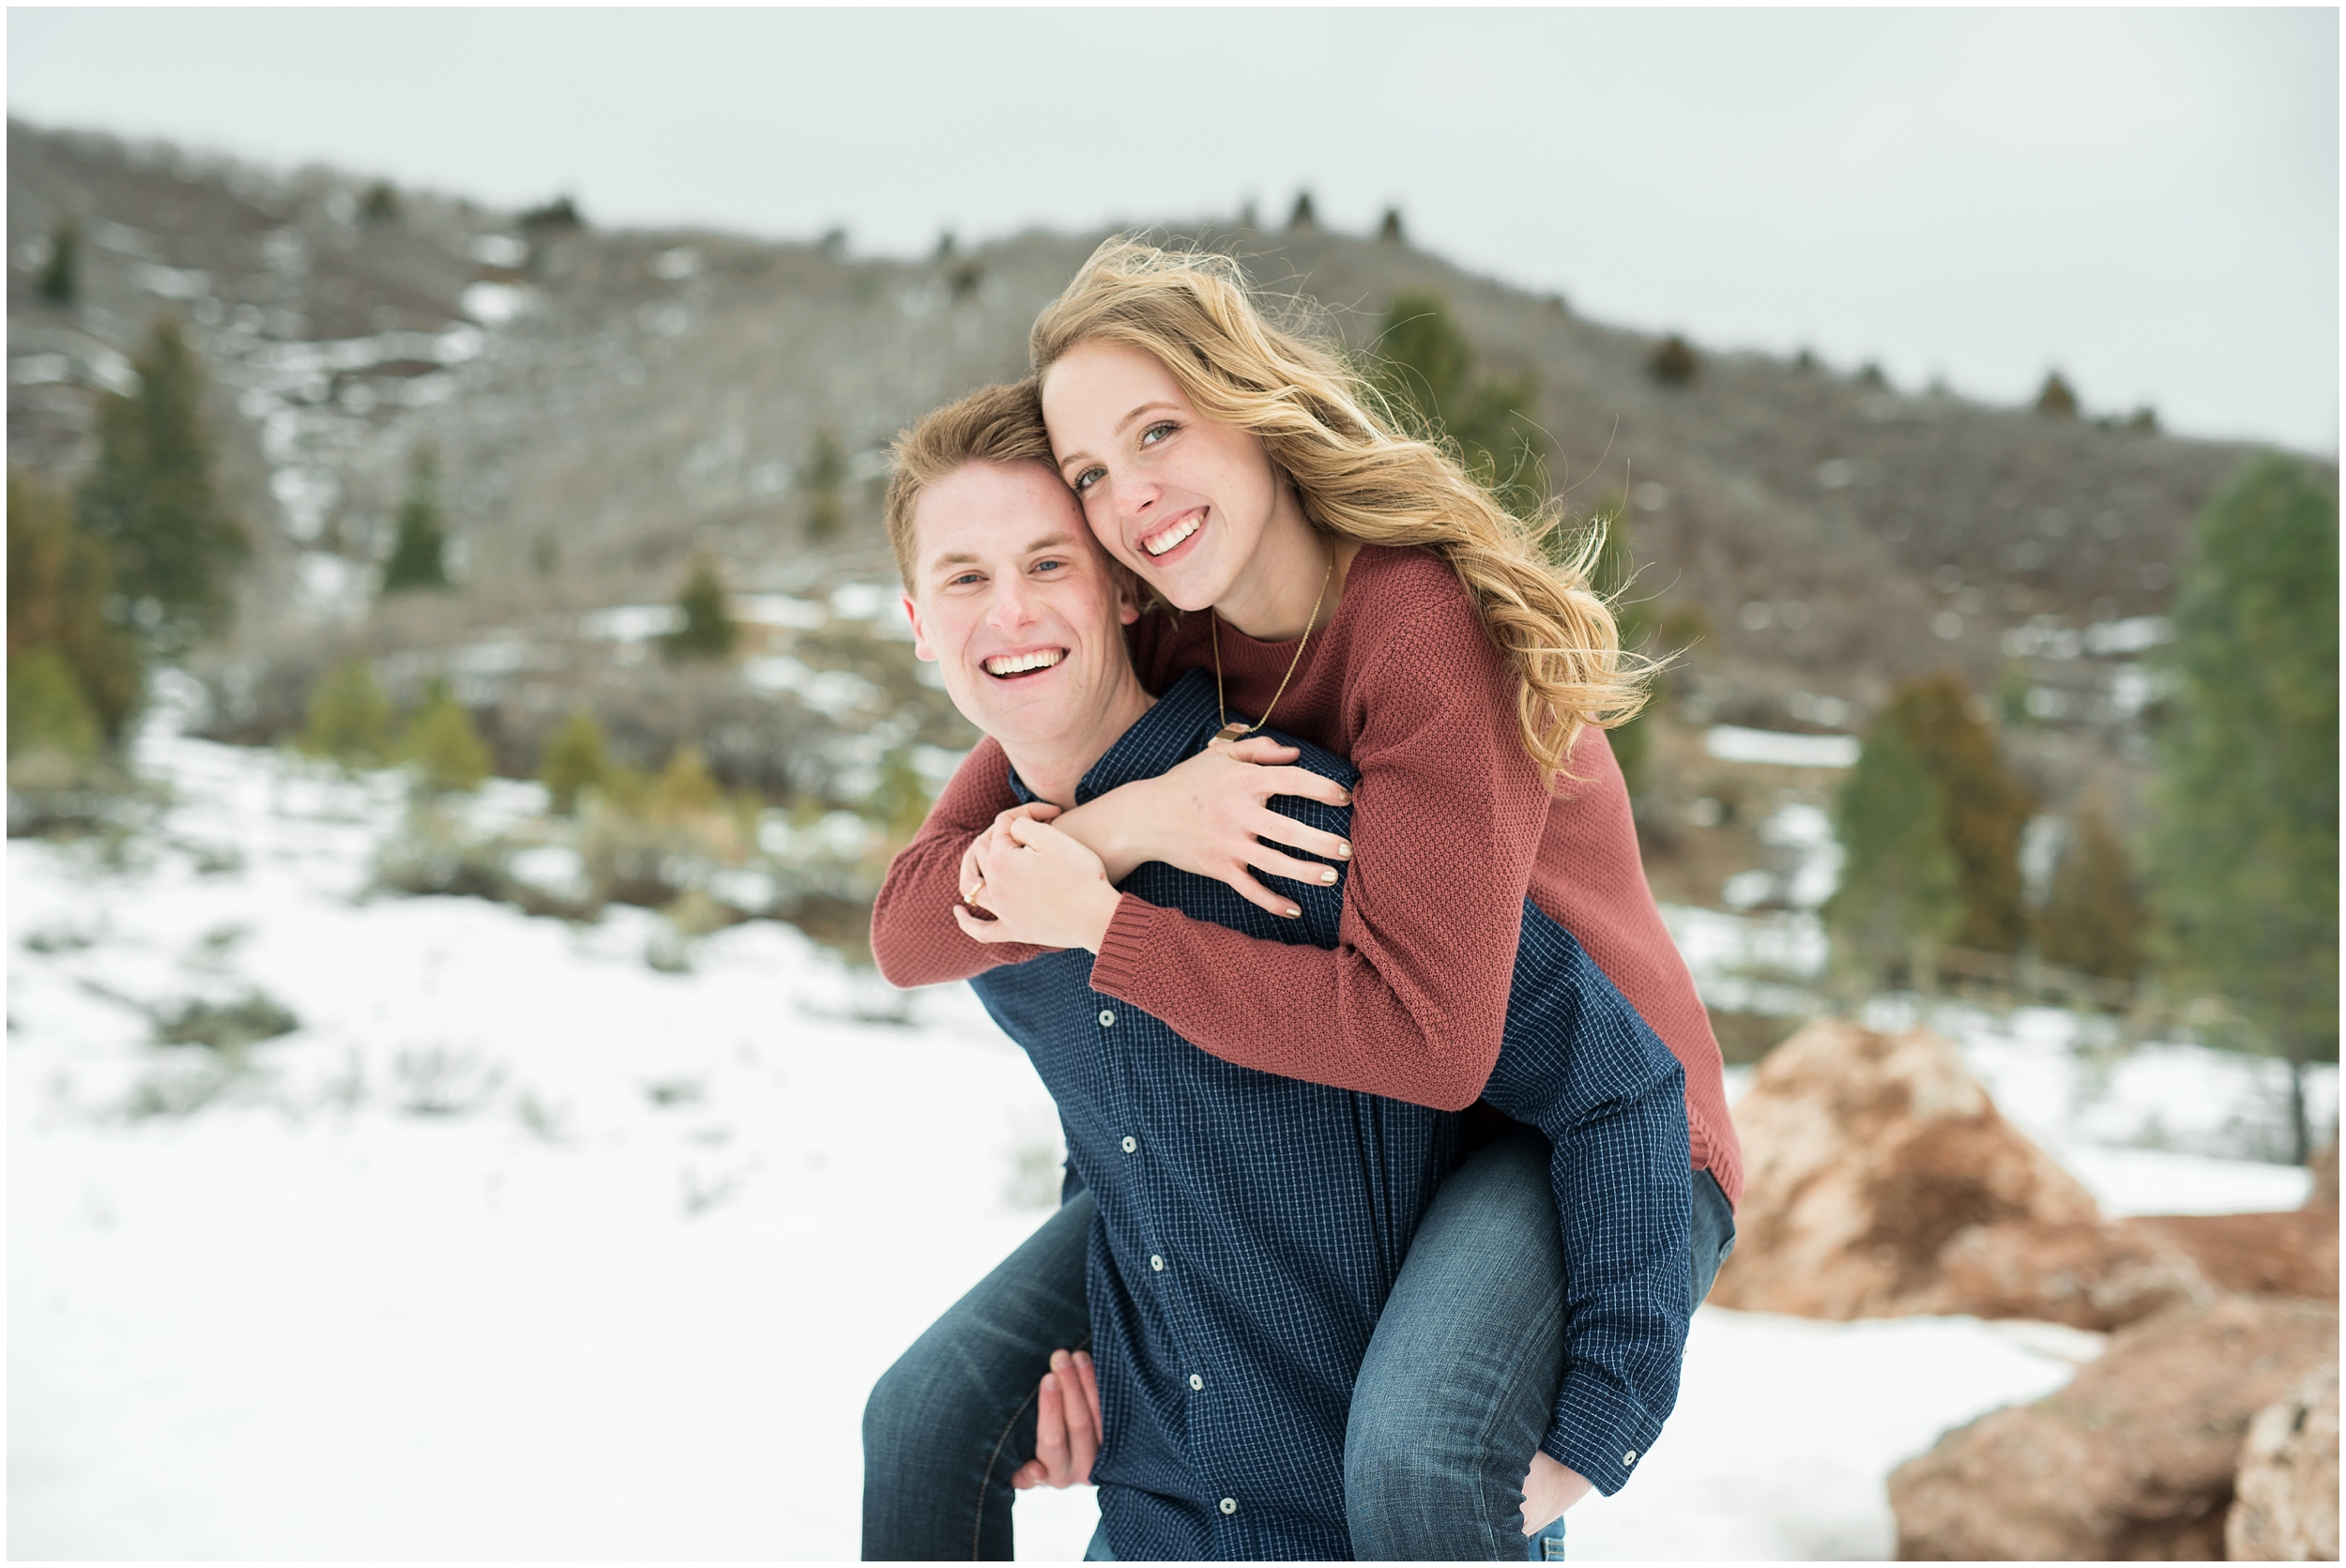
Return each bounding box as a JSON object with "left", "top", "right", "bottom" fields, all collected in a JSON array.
[
  {"left": 861, "top": 1192, "right": 1097, "bottom": 1560},
  {"left": 861, "top": 1133, "right": 1734, "bottom": 1560},
  {"left": 1344, "top": 1129, "right": 1736, "bottom": 1560}
]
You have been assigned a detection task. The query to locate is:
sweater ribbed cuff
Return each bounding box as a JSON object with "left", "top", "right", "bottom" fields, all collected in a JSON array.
[{"left": 1089, "top": 894, "right": 1158, "bottom": 999}]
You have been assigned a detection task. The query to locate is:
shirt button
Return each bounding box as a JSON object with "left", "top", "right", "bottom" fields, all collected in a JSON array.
[
  {"left": 1120, "top": 1135, "right": 1137, "bottom": 1154},
  {"left": 1097, "top": 1010, "right": 1115, "bottom": 1028},
  {"left": 1189, "top": 1373, "right": 1204, "bottom": 1391},
  {"left": 1622, "top": 1449, "right": 1638, "bottom": 1466},
  {"left": 1150, "top": 1255, "right": 1165, "bottom": 1271},
  {"left": 1219, "top": 1498, "right": 1238, "bottom": 1515}
]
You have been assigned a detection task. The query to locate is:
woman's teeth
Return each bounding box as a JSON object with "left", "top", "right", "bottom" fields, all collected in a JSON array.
[
  {"left": 984, "top": 649, "right": 1065, "bottom": 677},
  {"left": 1142, "top": 514, "right": 1201, "bottom": 557}
]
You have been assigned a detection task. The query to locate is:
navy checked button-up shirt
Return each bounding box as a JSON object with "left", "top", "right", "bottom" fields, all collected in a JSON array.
[{"left": 968, "top": 668, "right": 1691, "bottom": 1560}]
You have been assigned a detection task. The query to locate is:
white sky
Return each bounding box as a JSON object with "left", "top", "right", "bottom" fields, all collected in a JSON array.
[{"left": 8, "top": 7, "right": 2338, "bottom": 454}]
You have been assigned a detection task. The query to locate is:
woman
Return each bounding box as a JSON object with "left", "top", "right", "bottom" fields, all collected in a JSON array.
[{"left": 866, "top": 240, "right": 1740, "bottom": 1560}]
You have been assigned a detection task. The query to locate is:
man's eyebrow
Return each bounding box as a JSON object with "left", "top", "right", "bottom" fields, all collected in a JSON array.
[
  {"left": 924, "top": 534, "right": 1080, "bottom": 574},
  {"left": 1055, "top": 402, "right": 1182, "bottom": 473}
]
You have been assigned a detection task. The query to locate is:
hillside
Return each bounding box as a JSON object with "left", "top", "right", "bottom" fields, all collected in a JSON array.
[{"left": 7, "top": 116, "right": 2308, "bottom": 890}]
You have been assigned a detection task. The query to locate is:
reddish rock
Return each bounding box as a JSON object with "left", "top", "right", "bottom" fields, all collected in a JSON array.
[
  {"left": 2227, "top": 1363, "right": 2339, "bottom": 1560},
  {"left": 2308, "top": 1140, "right": 2338, "bottom": 1213},
  {"left": 1931, "top": 1218, "right": 2212, "bottom": 1331},
  {"left": 1710, "top": 1019, "right": 2104, "bottom": 1319},
  {"left": 1889, "top": 1295, "right": 2338, "bottom": 1560},
  {"left": 2129, "top": 1210, "right": 2338, "bottom": 1304}
]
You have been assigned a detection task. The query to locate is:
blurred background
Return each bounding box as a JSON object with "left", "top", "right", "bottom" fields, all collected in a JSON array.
[{"left": 8, "top": 8, "right": 2337, "bottom": 1561}]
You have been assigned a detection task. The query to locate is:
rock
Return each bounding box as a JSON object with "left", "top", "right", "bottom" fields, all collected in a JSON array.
[
  {"left": 2129, "top": 1210, "right": 2338, "bottom": 1303},
  {"left": 2308, "top": 1140, "right": 2338, "bottom": 1212},
  {"left": 1932, "top": 1218, "right": 2212, "bottom": 1331},
  {"left": 1709, "top": 1019, "right": 2104, "bottom": 1319},
  {"left": 1889, "top": 1295, "right": 2338, "bottom": 1560},
  {"left": 2227, "top": 1364, "right": 2339, "bottom": 1561}
]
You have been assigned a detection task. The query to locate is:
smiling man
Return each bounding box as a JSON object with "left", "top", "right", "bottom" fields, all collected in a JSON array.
[{"left": 861, "top": 381, "right": 1691, "bottom": 1562}]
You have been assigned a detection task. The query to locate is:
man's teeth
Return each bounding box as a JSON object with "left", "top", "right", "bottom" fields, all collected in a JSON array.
[
  {"left": 1143, "top": 514, "right": 1201, "bottom": 557},
  {"left": 984, "top": 650, "right": 1065, "bottom": 677}
]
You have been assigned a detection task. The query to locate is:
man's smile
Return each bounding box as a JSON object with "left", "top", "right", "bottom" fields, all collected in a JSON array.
[{"left": 982, "top": 646, "right": 1068, "bottom": 679}]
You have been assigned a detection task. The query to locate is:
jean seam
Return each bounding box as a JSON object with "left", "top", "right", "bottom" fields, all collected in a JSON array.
[{"left": 970, "top": 1332, "right": 1093, "bottom": 1560}]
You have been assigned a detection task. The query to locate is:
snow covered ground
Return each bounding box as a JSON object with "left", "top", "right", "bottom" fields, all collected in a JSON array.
[{"left": 8, "top": 710, "right": 2326, "bottom": 1560}]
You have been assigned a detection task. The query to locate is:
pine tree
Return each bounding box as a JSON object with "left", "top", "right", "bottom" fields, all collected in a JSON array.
[
  {"left": 2149, "top": 454, "right": 2338, "bottom": 1158},
  {"left": 397, "top": 684, "right": 492, "bottom": 794},
  {"left": 74, "top": 318, "right": 250, "bottom": 653},
  {"left": 663, "top": 555, "right": 739, "bottom": 662},
  {"left": 1824, "top": 719, "right": 1963, "bottom": 997},
  {"left": 38, "top": 218, "right": 78, "bottom": 306},
  {"left": 300, "top": 659, "right": 391, "bottom": 767},
  {"left": 381, "top": 448, "right": 451, "bottom": 593},
  {"left": 8, "top": 470, "right": 143, "bottom": 743},
  {"left": 1370, "top": 289, "right": 1546, "bottom": 517},
  {"left": 2039, "top": 803, "right": 2146, "bottom": 982},
  {"left": 1881, "top": 673, "right": 2034, "bottom": 952},
  {"left": 540, "top": 708, "right": 610, "bottom": 815},
  {"left": 800, "top": 428, "right": 849, "bottom": 543}
]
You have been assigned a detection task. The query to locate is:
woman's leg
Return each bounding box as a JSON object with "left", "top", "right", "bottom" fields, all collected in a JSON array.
[
  {"left": 1345, "top": 1135, "right": 1739, "bottom": 1560},
  {"left": 862, "top": 1192, "right": 1094, "bottom": 1560}
]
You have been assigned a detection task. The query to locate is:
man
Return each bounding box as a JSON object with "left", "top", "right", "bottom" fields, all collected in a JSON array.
[{"left": 862, "top": 382, "right": 1691, "bottom": 1560}]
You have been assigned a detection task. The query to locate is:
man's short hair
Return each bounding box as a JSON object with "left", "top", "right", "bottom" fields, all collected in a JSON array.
[{"left": 883, "top": 380, "right": 1055, "bottom": 588}]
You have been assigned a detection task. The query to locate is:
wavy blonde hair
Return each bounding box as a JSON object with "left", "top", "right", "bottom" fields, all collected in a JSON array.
[{"left": 1029, "top": 237, "right": 1650, "bottom": 782}]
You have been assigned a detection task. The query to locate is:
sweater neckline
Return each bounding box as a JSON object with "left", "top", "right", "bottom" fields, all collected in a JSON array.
[{"left": 1211, "top": 542, "right": 1388, "bottom": 656}]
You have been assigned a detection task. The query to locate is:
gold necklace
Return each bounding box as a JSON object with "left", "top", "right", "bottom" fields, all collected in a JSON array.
[{"left": 1211, "top": 543, "right": 1334, "bottom": 744}]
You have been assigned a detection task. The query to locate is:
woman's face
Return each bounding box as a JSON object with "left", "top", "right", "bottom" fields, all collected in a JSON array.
[{"left": 1040, "top": 340, "right": 1286, "bottom": 615}]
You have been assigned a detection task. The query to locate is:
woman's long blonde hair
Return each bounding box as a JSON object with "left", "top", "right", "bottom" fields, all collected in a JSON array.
[{"left": 1029, "top": 237, "right": 1651, "bottom": 784}]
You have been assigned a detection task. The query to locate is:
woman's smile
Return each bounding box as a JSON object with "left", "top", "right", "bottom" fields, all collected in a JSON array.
[{"left": 1138, "top": 507, "right": 1205, "bottom": 560}]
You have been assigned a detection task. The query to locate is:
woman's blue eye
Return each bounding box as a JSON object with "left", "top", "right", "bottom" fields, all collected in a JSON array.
[
  {"left": 1073, "top": 466, "right": 1104, "bottom": 494},
  {"left": 1140, "top": 421, "right": 1177, "bottom": 447}
]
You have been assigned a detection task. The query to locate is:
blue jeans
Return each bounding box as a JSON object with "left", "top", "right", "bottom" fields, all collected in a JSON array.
[{"left": 862, "top": 1131, "right": 1734, "bottom": 1560}]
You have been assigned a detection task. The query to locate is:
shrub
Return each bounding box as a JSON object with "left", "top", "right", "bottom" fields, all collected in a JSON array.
[
  {"left": 381, "top": 448, "right": 450, "bottom": 593},
  {"left": 398, "top": 684, "right": 492, "bottom": 794},
  {"left": 650, "top": 744, "right": 723, "bottom": 820},
  {"left": 519, "top": 194, "right": 584, "bottom": 232},
  {"left": 38, "top": 218, "right": 77, "bottom": 306},
  {"left": 1371, "top": 289, "right": 1546, "bottom": 518},
  {"left": 8, "top": 649, "right": 101, "bottom": 761},
  {"left": 156, "top": 990, "right": 298, "bottom": 1055},
  {"left": 2039, "top": 804, "right": 2145, "bottom": 982},
  {"left": 800, "top": 428, "right": 849, "bottom": 543},
  {"left": 1647, "top": 335, "right": 1699, "bottom": 386},
  {"left": 2034, "top": 371, "right": 2079, "bottom": 417},
  {"left": 8, "top": 470, "right": 143, "bottom": 742},
  {"left": 539, "top": 708, "right": 609, "bottom": 814},
  {"left": 300, "top": 658, "right": 391, "bottom": 767},
  {"left": 1825, "top": 720, "right": 1963, "bottom": 997},
  {"left": 1881, "top": 673, "right": 2034, "bottom": 952},
  {"left": 1288, "top": 191, "right": 1317, "bottom": 230},
  {"left": 663, "top": 555, "right": 739, "bottom": 662}
]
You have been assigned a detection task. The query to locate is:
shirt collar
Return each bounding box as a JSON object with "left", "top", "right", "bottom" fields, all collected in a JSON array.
[{"left": 1005, "top": 668, "right": 1229, "bottom": 807}]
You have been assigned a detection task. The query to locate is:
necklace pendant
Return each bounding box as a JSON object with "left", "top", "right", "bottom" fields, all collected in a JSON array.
[{"left": 1212, "top": 722, "right": 1254, "bottom": 744}]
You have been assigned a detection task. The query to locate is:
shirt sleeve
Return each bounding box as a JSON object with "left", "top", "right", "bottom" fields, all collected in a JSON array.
[
  {"left": 869, "top": 736, "right": 1059, "bottom": 987},
  {"left": 1474, "top": 914, "right": 1694, "bottom": 1497},
  {"left": 1088, "top": 590, "right": 1552, "bottom": 1112}
]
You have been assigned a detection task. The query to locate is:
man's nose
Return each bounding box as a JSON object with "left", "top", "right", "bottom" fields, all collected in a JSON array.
[{"left": 985, "top": 578, "right": 1040, "bottom": 630}]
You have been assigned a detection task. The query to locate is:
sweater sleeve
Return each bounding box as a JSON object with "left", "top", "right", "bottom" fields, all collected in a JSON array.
[
  {"left": 869, "top": 736, "right": 1058, "bottom": 987},
  {"left": 1089, "top": 587, "right": 1551, "bottom": 1112}
]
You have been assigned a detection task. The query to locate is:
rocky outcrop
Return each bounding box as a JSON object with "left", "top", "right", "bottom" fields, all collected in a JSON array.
[
  {"left": 1889, "top": 1295, "right": 2338, "bottom": 1560},
  {"left": 2227, "top": 1364, "right": 2340, "bottom": 1560},
  {"left": 2129, "top": 1210, "right": 2339, "bottom": 1304}
]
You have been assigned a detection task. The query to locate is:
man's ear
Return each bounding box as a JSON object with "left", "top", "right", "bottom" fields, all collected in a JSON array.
[
  {"left": 1112, "top": 567, "right": 1142, "bottom": 628},
  {"left": 902, "top": 593, "right": 938, "bottom": 662}
]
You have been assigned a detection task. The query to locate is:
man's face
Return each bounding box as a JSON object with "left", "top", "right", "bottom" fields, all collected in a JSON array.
[{"left": 902, "top": 461, "right": 1140, "bottom": 752}]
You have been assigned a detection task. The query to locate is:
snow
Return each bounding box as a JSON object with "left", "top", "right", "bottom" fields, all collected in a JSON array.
[
  {"left": 1705, "top": 725, "right": 1860, "bottom": 769},
  {"left": 8, "top": 712, "right": 2326, "bottom": 1560}
]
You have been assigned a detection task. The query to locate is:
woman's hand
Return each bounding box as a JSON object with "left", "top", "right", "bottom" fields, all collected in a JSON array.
[
  {"left": 1053, "top": 736, "right": 1354, "bottom": 921},
  {"left": 954, "top": 816, "right": 1123, "bottom": 951},
  {"left": 958, "top": 801, "right": 1063, "bottom": 906},
  {"left": 1519, "top": 1451, "right": 1592, "bottom": 1535},
  {"left": 1010, "top": 1348, "right": 1101, "bottom": 1491}
]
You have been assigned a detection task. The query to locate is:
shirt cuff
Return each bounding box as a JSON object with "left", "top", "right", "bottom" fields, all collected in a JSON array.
[
  {"left": 1542, "top": 1366, "right": 1667, "bottom": 1498},
  {"left": 1088, "top": 893, "right": 1160, "bottom": 997}
]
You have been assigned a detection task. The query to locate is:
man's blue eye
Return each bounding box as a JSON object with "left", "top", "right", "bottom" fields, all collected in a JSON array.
[{"left": 1034, "top": 559, "right": 1065, "bottom": 573}]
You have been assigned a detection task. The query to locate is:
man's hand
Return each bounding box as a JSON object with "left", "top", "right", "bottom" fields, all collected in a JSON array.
[
  {"left": 1051, "top": 736, "right": 1353, "bottom": 921},
  {"left": 953, "top": 816, "right": 1122, "bottom": 951},
  {"left": 1519, "top": 1451, "right": 1593, "bottom": 1535},
  {"left": 1010, "top": 1348, "right": 1102, "bottom": 1491},
  {"left": 958, "top": 801, "right": 1062, "bottom": 906}
]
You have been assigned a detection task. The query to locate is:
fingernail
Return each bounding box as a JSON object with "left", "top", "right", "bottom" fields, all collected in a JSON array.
[
  {"left": 1042, "top": 1373, "right": 1058, "bottom": 1392},
  {"left": 1336, "top": 790, "right": 1351, "bottom": 805},
  {"left": 1336, "top": 842, "right": 1352, "bottom": 859},
  {"left": 1319, "top": 867, "right": 1338, "bottom": 884},
  {"left": 1051, "top": 1349, "right": 1070, "bottom": 1369},
  {"left": 1285, "top": 906, "right": 1302, "bottom": 919}
]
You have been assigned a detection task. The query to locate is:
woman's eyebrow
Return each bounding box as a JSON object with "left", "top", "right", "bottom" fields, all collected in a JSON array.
[{"left": 1113, "top": 401, "right": 1181, "bottom": 435}]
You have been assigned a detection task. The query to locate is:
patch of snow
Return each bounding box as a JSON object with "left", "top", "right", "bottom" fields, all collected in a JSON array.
[
  {"left": 734, "top": 594, "right": 828, "bottom": 631},
  {"left": 293, "top": 553, "right": 371, "bottom": 625},
  {"left": 578, "top": 605, "right": 683, "bottom": 643},
  {"left": 654, "top": 246, "right": 701, "bottom": 281},
  {"left": 461, "top": 282, "right": 531, "bottom": 327},
  {"left": 1705, "top": 726, "right": 1859, "bottom": 769},
  {"left": 2083, "top": 616, "right": 2171, "bottom": 656},
  {"left": 469, "top": 234, "right": 528, "bottom": 267}
]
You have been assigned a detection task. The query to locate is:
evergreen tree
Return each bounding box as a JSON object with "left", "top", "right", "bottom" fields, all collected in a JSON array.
[
  {"left": 8, "top": 470, "right": 143, "bottom": 743},
  {"left": 800, "top": 427, "right": 849, "bottom": 543},
  {"left": 2039, "top": 803, "right": 2146, "bottom": 982},
  {"left": 1370, "top": 289, "right": 1546, "bottom": 517},
  {"left": 8, "top": 650, "right": 101, "bottom": 761},
  {"left": 397, "top": 684, "right": 491, "bottom": 794},
  {"left": 299, "top": 658, "right": 391, "bottom": 768},
  {"left": 74, "top": 318, "right": 249, "bottom": 653},
  {"left": 2034, "top": 371, "right": 2079, "bottom": 417},
  {"left": 381, "top": 448, "right": 451, "bottom": 593},
  {"left": 540, "top": 708, "right": 610, "bottom": 815},
  {"left": 38, "top": 218, "right": 78, "bottom": 306},
  {"left": 663, "top": 555, "right": 739, "bottom": 662},
  {"left": 1824, "top": 719, "right": 1963, "bottom": 998},
  {"left": 2149, "top": 454, "right": 2338, "bottom": 1158},
  {"left": 869, "top": 746, "right": 934, "bottom": 849},
  {"left": 1881, "top": 673, "right": 2034, "bottom": 952}
]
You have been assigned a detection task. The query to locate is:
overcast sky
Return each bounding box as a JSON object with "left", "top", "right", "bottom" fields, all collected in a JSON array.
[{"left": 9, "top": 7, "right": 2338, "bottom": 454}]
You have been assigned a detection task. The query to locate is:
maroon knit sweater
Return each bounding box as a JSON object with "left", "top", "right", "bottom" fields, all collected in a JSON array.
[{"left": 872, "top": 545, "right": 1742, "bottom": 1206}]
